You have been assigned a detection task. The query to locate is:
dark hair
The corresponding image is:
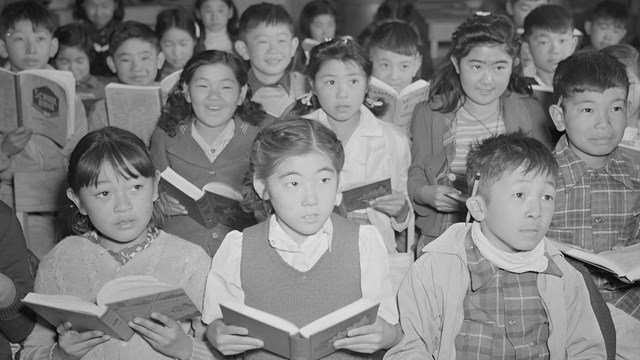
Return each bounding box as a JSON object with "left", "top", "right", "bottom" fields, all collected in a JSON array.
[
  {"left": 156, "top": 7, "right": 198, "bottom": 42},
  {"left": 466, "top": 131, "right": 559, "bottom": 200},
  {"left": 589, "top": 0, "right": 629, "bottom": 29},
  {"left": 553, "top": 50, "right": 629, "bottom": 105},
  {"left": 0, "top": 1, "right": 57, "bottom": 39},
  {"left": 237, "top": 2, "right": 295, "bottom": 42},
  {"left": 372, "top": 0, "right": 416, "bottom": 24},
  {"left": 601, "top": 43, "right": 639, "bottom": 75},
  {"left": 523, "top": 5, "right": 574, "bottom": 38},
  {"left": 158, "top": 50, "right": 265, "bottom": 136},
  {"left": 109, "top": 21, "right": 160, "bottom": 56},
  {"left": 429, "top": 13, "right": 530, "bottom": 114},
  {"left": 245, "top": 118, "right": 344, "bottom": 218},
  {"left": 67, "top": 127, "right": 165, "bottom": 234},
  {"left": 54, "top": 23, "right": 94, "bottom": 61},
  {"left": 73, "top": 0, "right": 125, "bottom": 30},
  {"left": 368, "top": 20, "right": 421, "bottom": 57},
  {"left": 298, "top": 0, "right": 337, "bottom": 40}
]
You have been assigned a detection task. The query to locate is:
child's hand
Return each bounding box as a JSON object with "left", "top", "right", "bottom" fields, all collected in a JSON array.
[
  {"left": 369, "top": 191, "right": 409, "bottom": 221},
  {"left": 1, "top": 127, "right": 33, "bottom": 157},
  {"left": 206, "top": 319, "right": 263, "bottom": 355},
  {"left": 0, "top": 272, "right": 16, "bottom": 308},
  {"left": 422, "top": 185, "right": 465, "bottom": 212},
  {"left": 128, "top": 312, "right": 192, "bottom": 360},
  {"left": 164, "top": 194, "right": 188, "bottom": 215},
  {"left": 56, "top": 321, "right": 111, "bottom": 360},
  {"left": 332, "top": 316, "right": 401, "bottom": 353}
]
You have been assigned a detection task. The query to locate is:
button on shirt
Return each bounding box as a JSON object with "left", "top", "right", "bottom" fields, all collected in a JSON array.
[{"left": 191, "top": 120, "right": 235, "bottom": 163}]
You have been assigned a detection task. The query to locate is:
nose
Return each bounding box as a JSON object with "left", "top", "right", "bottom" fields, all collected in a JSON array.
[
  {"left": 525, "top": 198, "right": 541, "bottom": 219},
  {"left": 25, "top": 38, "right": 37, "bottom": 54},
  {"left": 595, "top": 109, "right": 613, "bottom": 129},
  {"left": 301, "top": 184, "right": 318, "bottom": 206},
  {"left": 114, "top": 192, "right": 132, "bottom": 213},
  {"left": 336, "top": 82, "right": 348, "bottom": 99},
  {"left": 480, "top": 69, "right": 493, "bottom": 85}
]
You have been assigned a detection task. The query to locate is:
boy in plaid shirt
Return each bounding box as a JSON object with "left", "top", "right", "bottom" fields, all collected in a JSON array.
[
  {"left": 386, "top": 132, "right": 605, "bottom": 359},
  {"left": 548, "top": 50, "right": 640, "bottom": 359}
]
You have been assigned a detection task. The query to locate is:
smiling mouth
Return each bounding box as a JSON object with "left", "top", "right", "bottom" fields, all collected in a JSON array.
[{"left": 207, "top": 106, "right": 222, "bottom": 111}]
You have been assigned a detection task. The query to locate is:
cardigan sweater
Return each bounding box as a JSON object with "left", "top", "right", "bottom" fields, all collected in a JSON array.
[{"left": 20, "top": 231, "right": 217, "bottom": 360}]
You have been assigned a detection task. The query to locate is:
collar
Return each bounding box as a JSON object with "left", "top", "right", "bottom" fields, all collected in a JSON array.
[
  {"left": 310, "top": 105, "right": 384, "bottom": 138},
  {"left": 247, "top": 68, "right": 291, "bottom": 94},
  {"left": 267, "top": 214, "right": 333, "bottom": 252},
  {"left": 4, "top": 62, "right": 55, "bottom": 72}
]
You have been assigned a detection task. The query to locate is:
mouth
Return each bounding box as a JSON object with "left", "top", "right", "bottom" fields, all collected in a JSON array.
[
  {"left": 302, "top": 214, "right": 319, "bottom": 222},
  {"left": 206, "top": 105, "right": 223, "bottom": 111},
  {"left": 115, "top": 219, "right": 136, "bottom": 229},
  {"left": 265, "top": 58, "right": 282, "bottom": 66},
  {"left": 335, "top": 104, "right": 351, "bottom": 112}
]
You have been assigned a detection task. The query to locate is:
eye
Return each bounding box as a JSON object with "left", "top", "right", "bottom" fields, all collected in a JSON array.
[
  {"left": 286, "top": 181, "right": 298, "bottom": 188},
  {"left": 471, "top": 65, "right": 481, "bottom": 70},
  {"left": 350, "top": 79, "right": 359, "bottom": 84},
  {"left": 132, "top": 184, "right": 143, "bottom": 191},
  {"left": 320, "top": 177, "right": 332, "bottom": 184},
  {"left": 514, "top": 192, "right": 524, "bottom": 198},
  {"left": 96, "top": 191, "right": 110, "bottom": 198},
  {"left": 325, "top": 79, "right": 335, "bottom": 85},
  {"left": 543, "top": 194, "right": 554, "bottom": 201},
  {"left": 581, "top": 107, "right": 593, "bottom": 113}
]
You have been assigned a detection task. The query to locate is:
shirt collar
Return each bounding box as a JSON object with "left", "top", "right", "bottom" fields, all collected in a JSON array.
[
  {"left": 267, "top": 214, "right": 333, "bottom": 252},
  {"left": 247, "top": 68, "right": 291, "bottom": 94},
  {"left": 312, "top": 105, "right": 383, "bottom": 138}
]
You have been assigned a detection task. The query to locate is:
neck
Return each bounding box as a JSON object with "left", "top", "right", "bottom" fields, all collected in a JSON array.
[
  {"left": 253, "top": 69, "right": 284, "bottom": 86},
  {"left": 536, "top": 69, "right": 554, "bottom": 88},
  {"left": 325, "top": 109, "right": 361, "bottom": 143},
  {"left": 463, "top": 97, "right": 500, "bottom": 119},
  {"left": 194, "top": 117, "right": 230, "bottom": 144}
]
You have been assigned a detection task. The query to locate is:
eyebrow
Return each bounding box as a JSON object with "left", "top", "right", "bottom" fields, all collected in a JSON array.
[
  {"left": 277, "top": 167, "right": 336, "bottom": 178},
  {"left": 468, "top": 59, "right": 510, "bottom": 64}
]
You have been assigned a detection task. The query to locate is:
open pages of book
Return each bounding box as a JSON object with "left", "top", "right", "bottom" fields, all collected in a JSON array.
[{"left": 368, "top": 77, "right": 429, "bottom": 136}]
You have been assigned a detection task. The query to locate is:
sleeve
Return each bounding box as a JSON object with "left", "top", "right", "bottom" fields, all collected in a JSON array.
[
  {"left": 407, "top": 102, "right": 436, "bottom": 215},
  {"left": 389, "top": 126, "right": 413, "bottom": 233},
  {"left": 0, "top": 133, "right": 14, "bottom": 173},
  {"left": 87, "top": 100, "right": 108, "bottom": 132},
  {"left": 201, "top": 231, "right": 245, "bottom": 324},
  {"left": 520, "top": 96, "right": 553, "bottom": 150},
  {"left": 61, "top": 96, "right": 89, "bottom": 157},
  {"left": 149, "top": 127, "right": 170, "bottom": 172}
]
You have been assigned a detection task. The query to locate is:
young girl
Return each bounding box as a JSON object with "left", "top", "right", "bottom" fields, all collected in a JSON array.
[
  {"left": 203, "top": 118, "right": 401, "bottom": 357},
  {"left": 20, "top": 127, "right": 215, "bottom": 360},
  {"left": 194, "top": 0, "right": 238, "bottom": 53},
  {"left": 409, "top": 13, "right": 552, "bottom": 250},
  {"left": 150, "top": 50, "right": 269, "bottom": 256},
  {"left": 155, "top": 8, "right": 201, "bottom": 81},
  {"left": 73, "top": 0, "right": 125, "bottom": 78},
  {"left": 290, "top": 37, "right": 412, "bottom": 253},
  {"left": 602, "top": 44, "right": 640, "bottom": 130},
  {"left": 295, "top": 0, "right": 337, "bottom": 70}
]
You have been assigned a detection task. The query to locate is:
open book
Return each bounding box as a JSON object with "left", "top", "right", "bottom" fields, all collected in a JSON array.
[
  {"left": 341, "top": 178, "right": 392, "bottom": 212},
  {"left": 221, "top": 298, "right": 379, "bottom": 360},
  {"left": 104, "top": 70, "right": 181, "bottom": 145},
  {"left": 22, "top": 275, "right": 200, "bottom": 341},
  {"left": 552, "top": 241, "right": 640, "bottom": 283},
  {"left": 368, "top": 77, "right": 429, "bottom": 136},
  {"left": 159, "top": 167, "right": 257, "bottom": 230},
  {"left": 0, "top": 68, "right": 76, "bottom": 147}
]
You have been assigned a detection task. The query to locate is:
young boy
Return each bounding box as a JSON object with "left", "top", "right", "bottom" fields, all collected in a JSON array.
[
  {"left": 368, "top": 21, "right": 422, "bottom": 94},
  {"left": 505, "top": 0, "right": 549, "bottom": 29},
  {"left": 233, "top": 3, "right": 308, "bottom": 118},
  {"left": 583, "top": 0, "right": 629, "bottom": 51},
  {"left": 87, "top": 20, "right": 165, "bottom": 131},
  {"left": 386, "top": 132, "right": 606, "bottom": 359},
  {"left": 548, "top": 50, "right": 640, "bottom": 359}
]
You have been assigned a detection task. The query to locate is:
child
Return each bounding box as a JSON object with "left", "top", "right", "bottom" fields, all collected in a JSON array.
[
  {"left": 368, "top": 20, "right": 422, "bottom": 94},
  {"left": 602, "top": 44, "right": 640, "bottom": 130},
  {"left": 583, "top": 0, "right": 629, "bottom": 51},
  {"left": 73, "top": 0, "right": 124, "bottom": 78},
  {"left": 0, "top": 1, "right": 88, "bottom": 257},
  {"left": 20, "top": 127, "right": 216, "bottom": 360},
  {"left": 547, "top": 50, "right": 640, "bottom": 359},
  {"left": 194, "top": 0, "right": 238, "bottom": 53},
  {"left": 409, "top": 13, "right": 551, "bottom": 250},
  {"left": 386, "top": 132, "right": 606, "bottom": 359},
  {"left": 156, "top": 7, "right": 200, "bottom": 81},
  {"left": 87, "top": 21, "right": 165, "bottom": 131},
  {"left": 53, "top": 23, "right": 108, "bottom": 103},
  {"left": 291, "top": 37, "right": 412, "bottom": 253},
  {"left": 150, "top": 50, "right": 269, "bottom": 256},
  {"left": 234, "top": 3, "right": 308, "bottom": 119},
  {"left": 522, "top": 4, "right": 578, "bottom": 88},
  {"left": 203, "top": 118, "right": 401, "bottom": 357},
  {"left": 299, "top": 0, "right": 337, "bottom": 43},
  {"left": 504, "top": 0, "right": 549, "bottom": 29}
]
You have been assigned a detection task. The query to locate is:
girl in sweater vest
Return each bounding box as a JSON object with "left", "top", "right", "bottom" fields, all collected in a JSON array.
[
  {"left": 21, "top": 127, "right": 216, "bottom": 360},
  {"left": 203, "top": 118, "right": 401, "bottom": 359}
]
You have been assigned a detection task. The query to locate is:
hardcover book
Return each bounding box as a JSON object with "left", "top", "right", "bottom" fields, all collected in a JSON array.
[
  {"left": 341, "top": 178, "right": 392, "bottom": 212},
  {"left": 368, "top": 77, "right": 429, "bottom": 136},
  {"left": 552, "top": 241, "right": 640, "bottom": 283}
]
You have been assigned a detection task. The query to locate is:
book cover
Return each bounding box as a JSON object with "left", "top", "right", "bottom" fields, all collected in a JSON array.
[
  {"left": 551, "top": 241, "right": 640, "bottom": 283},
  {"left": 160, "top": 69, "right": 182, "bottom": 102},
  {"left": 368, "top": 77, "right": 429, "bottom": 135},
  {"left": 221, "top": 298, "right": 379, "bottom": 360},
  {"left": 341, "top": 178, "right": 392, "bottom": 212},
  {"left": 105, "top": 83, "right": 162, "bottom": 145}
]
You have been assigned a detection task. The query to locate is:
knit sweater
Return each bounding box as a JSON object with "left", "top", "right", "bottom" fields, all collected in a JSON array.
[{"left": 20, "top": 231, "right": 217, "bottom": 360}]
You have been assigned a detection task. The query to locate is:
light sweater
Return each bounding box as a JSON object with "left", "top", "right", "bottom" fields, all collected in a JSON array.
[{"left": 20, "top": 231, "right": 217, "bottom": 360}]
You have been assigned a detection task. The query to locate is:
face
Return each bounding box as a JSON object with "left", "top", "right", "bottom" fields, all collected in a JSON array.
[
  {"left": 309, "top": 14, "right": 336, "bottom": 42},
  {"left": 67, "top": 162, "right": 159, "bottom": 251},
  {"left": 506, "top": 0, "right": 548, "bottom": 28},
  {"left": 586, "top": 19, "right": 627, "bottom": 50},
  {"left": 185, "top": 63, "right": 247, "bottom": 132},
  {"left": 0, "top": 20, "right": 58, "bottom": 71},
  {"left": 550, "top": 88, "right": 628, "bottom": 168},
  {"left": 526, "top": 29, "right": 576, "bottom": 76},
  {"left": 312, "top": 60, "right": 368, "bottom": 124},
  {"left": 627, "top": 68, "right": 640, "bottom": 121},
  {"left": 237, "top": 24, "right": 298, "bottom": 81},
  {"left": 254, "top": 152, "right": 340, "bottom": 244},
  {"left": 197, "top": 0, "right": 232, "bottom": 32},
  {"left": 55, "top": 46, "right": 91, "bottom": 83},
  {"left": 107, "top": 38, "right": 164, "bottom": 85},
  {"left": 82, "top": 0, "right": 116, "bottom": 30},
  {"left": 453, "top": 44, "right": 514, "bottom": 109},
  {"left": 160, "top": 27, "right": 195, "bottom": 70},
  {"left": 370, "top": 47, "right": 421, "bottom": 93},
  {"left": 475, "top": 167, "right": 555, "bottom": 253}
]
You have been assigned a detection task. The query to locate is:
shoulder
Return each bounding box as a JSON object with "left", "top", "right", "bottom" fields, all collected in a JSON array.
[
  {"left": 503, "top": 91, "right": 543, "bottom": 113},
  {"left": 422, "top": 223, "right": 468, "bottom": 255},
  {"left": 155, "top": 231, "right": 211, "bottom": 262},
  {"left": 38, "top": 235, "right": 96, "bottom": 270}
]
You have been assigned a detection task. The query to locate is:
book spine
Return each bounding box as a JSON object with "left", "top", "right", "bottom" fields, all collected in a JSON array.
[
  {"left": 289, "top": 336, "right": 312, "bottom": 360},
  {"left": 195, "top": 196, "right": 217, "bottom": 229},
  {"left": 100, "top": 308, "right": 134, "bottom": 341},
  {"left": 15, "top": 74, "right": 23, "bottom": 127}
]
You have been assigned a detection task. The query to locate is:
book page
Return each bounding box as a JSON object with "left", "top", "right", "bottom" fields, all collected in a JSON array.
[
  {"left": 161, "top": 167, "right": 205, "bottom": 200},
  {"left": 598, "top": 242, "right": 640, "bottom": 280},
  {"left": 23, "top": 293, "right": 105, "bottom": 316},
  {"left": 0, "top": 68, "right": 19, "bottom": 133},
  {"left": 394, "top": 80, "right": 429, "bottom": 135},
  {"left": 160, "top": 69, "right": 182, "bottom": 102},
  {"left": 552, "top": 241, "right": 626, "bottom": 278},
  {"left": 105, "top": 84, "right": 162, "bottom": 145},
  {"left": 368, "top": 77, "right": 399, "bottom": 126}
]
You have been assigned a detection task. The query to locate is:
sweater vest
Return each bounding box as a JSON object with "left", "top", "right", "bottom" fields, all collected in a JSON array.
[{"left": 240, "top": 214, "right": 369, "bottom": 360}]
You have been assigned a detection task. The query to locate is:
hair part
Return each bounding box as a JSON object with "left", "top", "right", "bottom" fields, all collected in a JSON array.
[
  {"left": 553, "top": 50, "right": 629, "bottom": 105},
  {"left": 368, "top": 20, "right": 421, "bottom": 57},
  {"left": 109, "top": 21, "right": 159, "bottom": 56},
  {"left": 466, "top": 131, "right": 559, "bottom": 200},
  {"left": 0, "top": 1, "right": 57, "bottom": 39},
  {"left": 237, "top": 2, "right": 294, "bottom": 42},
  {"left": 298, "top": 0, "right": 337, "bottom": 39},
  {"left": 54, "top": 23, "right": 94, "bottom": 60},
  {"left": 523, "top": 4, "right": 574, "bottom": 38},
  {"left": 73, "top": 0, "right": 125, "bottom": 29}
]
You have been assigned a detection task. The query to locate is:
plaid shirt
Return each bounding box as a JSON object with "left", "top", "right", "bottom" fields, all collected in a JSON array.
[
  {"left": 548, "top": 136, "right": 640, "bottom": 320},
  {"left": 455, "top": 237, "right": 562, "bottom": 359}
]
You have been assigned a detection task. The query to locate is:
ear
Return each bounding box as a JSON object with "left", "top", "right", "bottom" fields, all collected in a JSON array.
[
  {"left": 290, "top": 36, "right": 300, "bottom": 57},
  {"left": 584, "top": 20, "right": 592, "bottom": 36},
  {"left": 156, "top": 51, "right": 165, "bottom": 70},
  {"left": 194, "top": 8, "right": 201, "bottom": 20},
  {"left": 412, "top": 55, "right": 423, "bottom": 77},
  {"left": 521, "top": 40, "right": 530, "bottom": 55},
  {"left": 512, "top": 56, "right": 520, "bottom": 68},
  {"left": 49, "top": 37, "right": 59, "bottom": 59},
  {"left": 228, "top": 6, "right": 234, "bottom": 20},
  {"left": 66, "top": 188, "right": 87, "bottom": 215},
  {"left": 549, "top": 103, "right": 566, "bottom": 131},
  {"left": 234, "top": 40, "right": 250, "bottom": 61},
  {"left": 184, "top": 82, "right": 192, "bottom": 103},
  {"left": 106, "top": 55, "right": 117, "bottom": 74},
  {"left": 0, "top": 39, "right": 7, "bottom": 58},
  {"left": 505, "top": 0, "right": 514, "bottom": 16},
  {"left": 253, "top": 176, "right": 270, "bottom": 200},
  {"left": 450, "top": 55, "right": 460, "bottom": 74},
  {"left": 237, "top": 84, "right": 248, "bottom": 105},
  {"left": 466, "top": 195, "right": 486, "bottom": 222},
  {"left": 152, "top": 171, "right": 160, "bottom": 202},
  {"left": 335, "top": 178, "right": 343, "bottom": 206}
]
